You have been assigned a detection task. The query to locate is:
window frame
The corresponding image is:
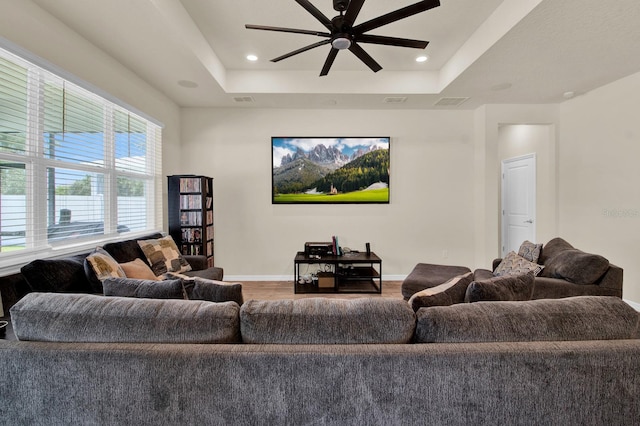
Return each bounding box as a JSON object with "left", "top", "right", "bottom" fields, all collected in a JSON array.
[{"left": 0, "top": 41, "right": 163, "bottom": 274}]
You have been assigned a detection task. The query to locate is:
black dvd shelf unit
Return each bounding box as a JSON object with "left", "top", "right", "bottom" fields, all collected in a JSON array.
[{"left": 168, "top": 175, "right": 214, "bottom": 268}]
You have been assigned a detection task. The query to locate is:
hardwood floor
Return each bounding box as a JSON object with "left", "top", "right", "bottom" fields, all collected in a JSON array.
[{"left": 241, "top": 281, "right": 405, "bottom": 301}]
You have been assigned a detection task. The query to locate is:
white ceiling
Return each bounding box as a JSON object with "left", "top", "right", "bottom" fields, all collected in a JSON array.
[{"left": 30, "top": 0, "right": 640, "bottom": 109}]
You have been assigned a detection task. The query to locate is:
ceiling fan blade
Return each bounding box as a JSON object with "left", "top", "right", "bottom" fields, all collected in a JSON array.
[
  {"left": 356, "top": 34, "right": 429, "bottom": 49},
  {"left": 354, "top": 0, "right": 440, "bottom": 34},
  {"left": 348, "top": 43, "right": 382, "bottom": 73},
  {"left": 320, "top": 48, "right": 339, "bottom": 76},
  {"left": 343, "top": 0, "right": 366, "bottom": 26},
  {"left": 295, "top": 0, "right": 333, "bottom": 31},
  {"left": 245, "top": 24, "right": 330, "bottom": 38},
  {"left": 271, "top": 39, "right": 331, "bottom": 63}
]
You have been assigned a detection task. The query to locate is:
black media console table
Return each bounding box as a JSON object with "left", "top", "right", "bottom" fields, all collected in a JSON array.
[{"left": 294, "top": 251, "right": 382, "bottom": 294}]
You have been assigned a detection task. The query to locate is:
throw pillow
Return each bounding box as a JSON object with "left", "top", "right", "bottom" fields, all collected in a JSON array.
[
  {"left": 102, "top": 277, "right": 184, "bottom": 299},
  {"left": 182, "top": 277, "right": 244, "bottom": 305},
  {"left": 464, "top": 271, "right": 535, "bottom": 303},
  {"left": 518, "top": 240, "right": 543, "bottom": 263},
  {"left": 538, "top": 237, "right": 574, "bottom": 265},
  {"left": 543, "top": 249, "right": 610, "bottom": 284},
  {"left": 137, "top": 235, "right": 192, "bottom": 276},
  {"left": 85, "top": 247, "right": 126, "bottom": 283},
  {"left": 119, "top": 258, "right": 159, "bottom": 281},
  {"left": 407, "top": 272, "right": 474, "bottom": 312},
  {"left": 494, "top": 251, "right": 543, "bottom": 276}
]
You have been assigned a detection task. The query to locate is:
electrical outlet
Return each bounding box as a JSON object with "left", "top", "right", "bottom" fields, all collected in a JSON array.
[{"left": 442, "top": 249, "right": 448, "bottom": 259}]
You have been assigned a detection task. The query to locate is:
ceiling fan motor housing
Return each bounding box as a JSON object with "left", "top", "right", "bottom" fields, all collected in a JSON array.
[
  {"left": 330, "top": 15, "right": 352, "bottom": 49},
  {"left": 333, "top": 0, "right": 349, "bottom": 12}
]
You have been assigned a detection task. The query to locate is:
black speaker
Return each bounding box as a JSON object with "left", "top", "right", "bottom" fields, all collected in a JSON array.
[{"left": 365, "top": 242, "right": 371, "bottom": 255}]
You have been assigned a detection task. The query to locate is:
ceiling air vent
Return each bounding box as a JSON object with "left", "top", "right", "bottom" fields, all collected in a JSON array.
[
  {"left": 434, "top": 97, "right": 469, "bottom": 107},
  {"left": 383, "top": 96, "right": 407, "bottom": 104},
  {"left": 233, "top": 96, "right": 255, "bottom": 103}
]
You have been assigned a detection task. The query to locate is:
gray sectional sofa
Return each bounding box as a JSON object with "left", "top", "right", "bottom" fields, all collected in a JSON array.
[{"left": 2, "top": 293, "right": 639, "bottom": 425}]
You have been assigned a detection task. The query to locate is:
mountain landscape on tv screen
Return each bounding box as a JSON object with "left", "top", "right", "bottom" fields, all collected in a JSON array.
[{"left": 272, "top": 139, "right": 389, "bottom": 203}]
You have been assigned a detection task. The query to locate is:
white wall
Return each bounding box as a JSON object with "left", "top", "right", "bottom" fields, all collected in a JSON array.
[
  {"left": 498, "top": 124, "right": 557, "bottom": 245},
  {"left": 559, "top": 71, "right": 640, "bottom": 302},
  {"left": 180, "top": 108, "right": 477, "bottom": 279}
]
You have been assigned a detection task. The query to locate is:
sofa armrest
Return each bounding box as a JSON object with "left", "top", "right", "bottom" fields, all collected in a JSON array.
[
  {"left": 596, "top": 264, "right": 623, "bottom": 293},
  {"left": 183, "top": 255, "right": 208, "bottom": 271}
]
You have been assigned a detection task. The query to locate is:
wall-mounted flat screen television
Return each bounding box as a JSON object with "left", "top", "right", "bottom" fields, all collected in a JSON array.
[{"left": 272, "top": 137, "right": 390, "bottom": 204}]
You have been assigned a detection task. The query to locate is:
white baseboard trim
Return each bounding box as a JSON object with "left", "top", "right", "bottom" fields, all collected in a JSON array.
[
  {"left": 385, "top": 274, "right": 408, "bottom": 281},
  {"left": 225, "top": 275, "right": 408, "bottom": 282},
  {"left": 624, "top": 298, "right": 640, "bottom": 312},
  {"left": 225, "top": 275, "right": 291, "bottom": 282}
]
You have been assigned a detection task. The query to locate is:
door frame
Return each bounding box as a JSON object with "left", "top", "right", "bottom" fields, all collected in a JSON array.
[{"left": 501, "top": 153, "right": 536, "bottom": 257}]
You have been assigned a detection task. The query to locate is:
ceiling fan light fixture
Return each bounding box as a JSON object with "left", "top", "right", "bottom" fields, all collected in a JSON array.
[
  {"left": 332, "top": 34, "right": 352, "bottom": 50},
  {"left": 246, "top": 0, "right": 440, "bottom": 76}
]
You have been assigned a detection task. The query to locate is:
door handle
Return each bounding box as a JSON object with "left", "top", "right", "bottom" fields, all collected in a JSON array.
[{"left": 524, "top": 219, "right": 533, "bottom": 224}]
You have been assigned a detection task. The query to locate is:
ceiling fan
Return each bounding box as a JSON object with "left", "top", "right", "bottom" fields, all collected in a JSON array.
[{"left": 246, "top": 0, "right": 440, "bottom": 76}]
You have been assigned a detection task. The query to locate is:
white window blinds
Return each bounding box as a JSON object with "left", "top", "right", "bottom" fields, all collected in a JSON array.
[{"left": 0, "top": 46, "right": 162, "bottom": 264}]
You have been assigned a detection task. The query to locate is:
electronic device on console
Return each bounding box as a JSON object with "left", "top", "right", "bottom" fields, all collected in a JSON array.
[{"left": 304, "top": 242, "right": 333, "bottom": 257}]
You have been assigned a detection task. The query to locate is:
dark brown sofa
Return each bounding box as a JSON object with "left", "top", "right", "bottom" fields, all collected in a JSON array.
[
  {"left": 3, "top": 233, "right": 224, "bottom": 312},
  {"left": 401, "top": 237, "right": 622, "bottom": 301},
  {"left": 490, "top": 237, "right": 623, "bottom": 299}
]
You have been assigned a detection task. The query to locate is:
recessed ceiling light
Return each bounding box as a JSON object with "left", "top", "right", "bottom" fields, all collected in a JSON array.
[
  {"left": 246, "top": 54, "right": 258, "bottom": 62},
  {"left": 491, "top": 82, "right": 512, "bottom": 91},
  {"left": 415, "top": 55, "right": 428, "bottom": 63},
  {"left": 177, "top": 80, "right": 198, "bottom": 88}
]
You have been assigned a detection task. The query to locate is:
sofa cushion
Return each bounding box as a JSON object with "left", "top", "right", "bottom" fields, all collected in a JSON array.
[
  {"left": 538, "top": 237, "right": 574, "bottom": 265},
  {"left": 401, "top": 263, "right": 472, "bottom": 300},
  {"left": 138, "top": 235, "right": 192, "bottom": 276},
  {"left": 543, "top": 249, "right": 610, "bottom": 285},
  {"left": 119, "top": 258, "right": 159, "bottom": 280},
  {"left": 464, "top": 271, "right": 535, "bottom": 303},
  {"left": 408, "top": 272, "right": 473, "bottom": 312},
  {"left": 472, "top": 268, "right": 494, "bottom": 281},
  {"left": 518, "top": 240, "right": 543, "bottom": 263},
  {"left": 414, "top": 296, "right": 639, "bottom": 343},
  {"left": 494, "top": 251, "right": 543, "bottom": 276},
  {"left": 183, "top": 277, "right": 244, "bottom": 305},
  {"left": 21, "top": 254, "right": 93, "bottom": 293},
  {"left": 103, "top": 277, "right": 185, "bottom": 299},
  {"left": 102, "top": 232, "right": 163, "bottom": 263},
  {"left": 10, "top": 292, "right": 241, "bottom": 343},
  {"left": 180, "top": 266, "right": 224, "bottom": 281},
  {"left": 240, "top": 298, "right": 416, "bottom": 344}
]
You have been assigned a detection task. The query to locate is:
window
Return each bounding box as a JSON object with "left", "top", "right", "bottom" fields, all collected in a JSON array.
[{"left": 0, "top": 46, "right": 162, "bottom": 266}]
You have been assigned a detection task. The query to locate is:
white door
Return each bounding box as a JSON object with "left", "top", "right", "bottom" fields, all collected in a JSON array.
[{"left": 501, "top": 154, "right": 536, "bottom": 257}]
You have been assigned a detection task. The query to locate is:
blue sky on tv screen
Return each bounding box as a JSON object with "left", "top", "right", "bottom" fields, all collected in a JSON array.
[{"left": 272, "top": 137, "right": 389, "bottom": 168}]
